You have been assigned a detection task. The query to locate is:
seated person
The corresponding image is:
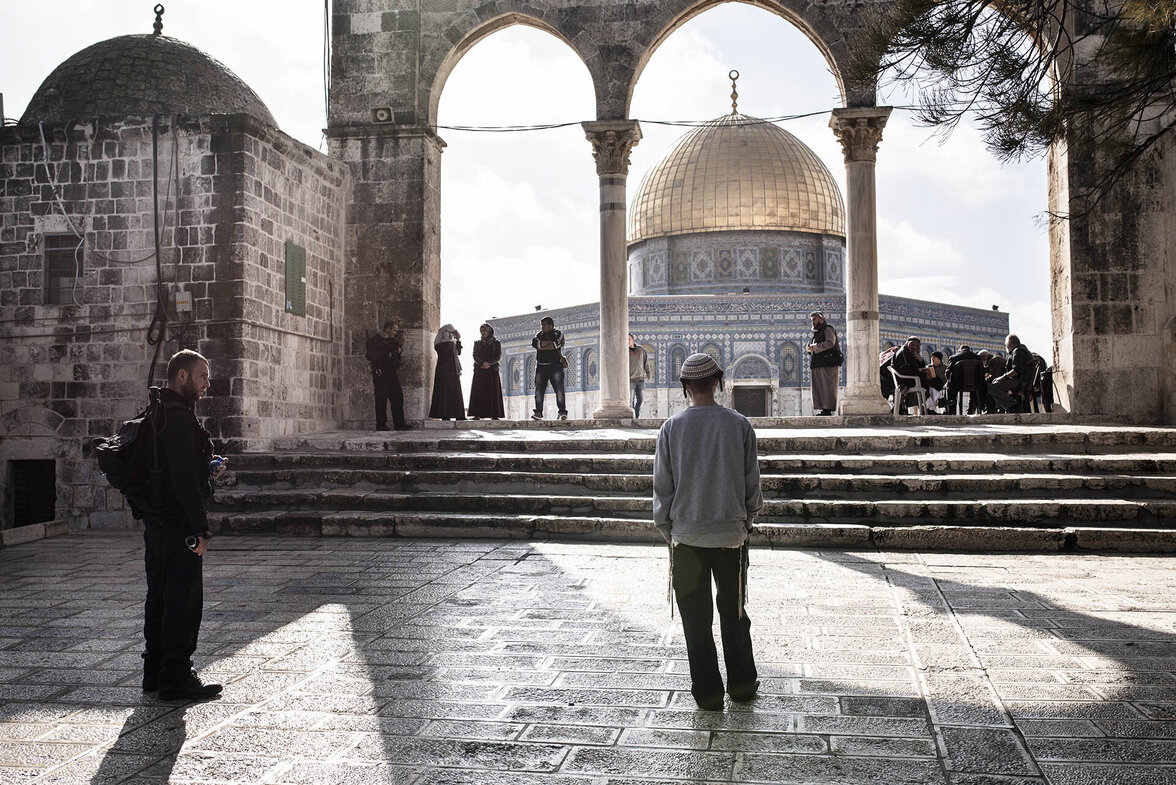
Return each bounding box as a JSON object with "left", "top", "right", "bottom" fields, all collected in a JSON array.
[
  {"left": 945, "top": 345, "right": 985, "bottom": 414},
  {"left": 925, "top": 352, "right": 947, "bottom": 412},
  {"left": 988, "top": 334, "right": 1033, "bottom": 412},
  {"left": 889, "top": 336, "right": 930, "bottom": 414}
]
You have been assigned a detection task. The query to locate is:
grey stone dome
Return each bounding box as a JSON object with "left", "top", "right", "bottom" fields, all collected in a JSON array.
[{"left": 21, "top": 34, "right": 276, "bottom": 126}]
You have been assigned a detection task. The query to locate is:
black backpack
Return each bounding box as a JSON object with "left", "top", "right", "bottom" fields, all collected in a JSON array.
[{"left": 95, "top": 388, "right": 167, "bottom": 517}]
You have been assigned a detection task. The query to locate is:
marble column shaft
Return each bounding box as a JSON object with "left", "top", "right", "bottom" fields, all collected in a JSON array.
[
  {"left": 830, "top": 107, "right": 892, "bottom": 416},
  {"left": 583, "top": 121, "right": 641, "bottom": 419}
]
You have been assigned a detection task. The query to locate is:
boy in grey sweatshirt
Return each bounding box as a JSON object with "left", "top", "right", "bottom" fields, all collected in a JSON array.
[{"left": 653, "top": 353, "right": 762, "bottom": 711}]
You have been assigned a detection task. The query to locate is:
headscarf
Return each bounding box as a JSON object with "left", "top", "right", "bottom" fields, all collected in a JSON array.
[
  {"left": 434, "top": 324, "right": 457, "bottom": 347},
  {"left": 479, "top": 323, "right": 494, "bottom": 340}
]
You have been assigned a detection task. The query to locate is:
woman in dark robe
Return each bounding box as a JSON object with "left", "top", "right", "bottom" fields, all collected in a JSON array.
[
  {"left": 429, "top": 324, "right": 466, "bottom": 420},
  {"left": 468, "top": 323, "right": 505, "bottom": 420}
]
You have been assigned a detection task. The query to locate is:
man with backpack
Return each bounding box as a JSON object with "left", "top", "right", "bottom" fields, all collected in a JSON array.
[{"left": 136, "top": 349, "right": 225, "bottom": 701}]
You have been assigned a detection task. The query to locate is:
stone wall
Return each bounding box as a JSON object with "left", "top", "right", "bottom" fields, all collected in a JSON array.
[{"left": 0, "top": 115, "right": 347, "bottom": 530}]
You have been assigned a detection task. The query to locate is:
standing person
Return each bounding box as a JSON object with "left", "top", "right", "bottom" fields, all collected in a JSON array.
[
  {"left": 468, "top": 323, "right": 505, "bottom": 420},
  {"left": 807, "top": 311, "right": 841, "bottom": 415},
  {"left": 531, "top": 316, "right": 568, "bottom": 421},
  {"left": 653, "top": 353, "right": 762, "bottom": 712},
  {"left": 138, "top": 349, "right": 224, "bottom": 701},
  {"left": 629, "top": 333, "right": 652, "bottom": 418},
  {"left": 366, "top": 320, "right": 409, "bottom": 431},
  {"left": 429, "top": 324, "right": 466, "bottom": 420}
]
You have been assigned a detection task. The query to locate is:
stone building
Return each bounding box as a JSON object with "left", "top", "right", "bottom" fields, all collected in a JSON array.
[
  {"left": 490, "top": 110, "right": 1009, "bottom": 419},
  {"left": 0, "top": 26, "right": 348, "bottom": 529}
]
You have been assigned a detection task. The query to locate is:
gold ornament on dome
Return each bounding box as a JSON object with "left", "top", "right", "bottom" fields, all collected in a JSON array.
[{"left": 627, "top": 93, "right": 846, "bottom": 244}]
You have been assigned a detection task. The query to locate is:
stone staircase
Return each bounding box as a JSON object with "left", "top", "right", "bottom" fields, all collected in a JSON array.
[{"left": 207, "top": 422, "right": 1176, "bottom": 551}]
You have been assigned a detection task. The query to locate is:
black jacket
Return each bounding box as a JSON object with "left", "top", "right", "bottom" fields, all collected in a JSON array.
[
  {"left": 140, "top": 388, "right": 213, "bottom": 537},
  {"left": 946, "top": 350, "right": 985, "bottom": 393},
  {"left": 368, "top": 333, "right": 402, "bottom": 376},
  {"left": 531, "top": 329, "right": 564, "bottom": 366}
]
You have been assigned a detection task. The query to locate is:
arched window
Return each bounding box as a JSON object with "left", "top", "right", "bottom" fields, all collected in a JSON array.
[
  {"left": 525, "top": 355, "right": 537, "bottom": 393},
  {"left": 669, "top": 346, "right": 687, "bottom": 383},
  {"left": 701, "top": 342, "right": 722, "bottom": 365},
  {"left": 565, "top": 349, "right": 579, "bottom": 389},
  {"left": 583, "top": 348, "right": 599, "bottom": 390},
  {"left": 779, "top": 343, "right": 801, "bottom": 385},
  {"left": 508, "top": 357, "right": 521, "bottom": 395}
]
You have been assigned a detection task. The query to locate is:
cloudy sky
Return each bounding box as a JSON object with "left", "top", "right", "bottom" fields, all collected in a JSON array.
[{"left": 3, "top": 1, "right": 1051, "bottom": 353}]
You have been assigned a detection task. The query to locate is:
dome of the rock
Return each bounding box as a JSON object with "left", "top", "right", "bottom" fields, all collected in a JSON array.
[{"left": 628, "top": 112, "right": 844, "bottom": 244}]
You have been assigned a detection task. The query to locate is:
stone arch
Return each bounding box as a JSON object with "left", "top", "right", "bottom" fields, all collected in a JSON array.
[
  {"left": 0, "top": 407, "right": 64, "bottom": 437},
  {"left": 426, "top": 11, "right": 598, "bottom": 126},
  {"left": 627, "top": 0, "right": 854, "bottom": 115},
  {"left": 732, "top": 354, "right": 773, "bottom": 380}
]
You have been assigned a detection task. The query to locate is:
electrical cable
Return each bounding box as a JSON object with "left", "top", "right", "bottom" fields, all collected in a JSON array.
[{"left": 432, "top": 105, "right": 926, "bottom": 133}]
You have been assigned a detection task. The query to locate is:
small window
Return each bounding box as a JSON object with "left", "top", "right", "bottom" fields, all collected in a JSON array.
[
  {"left": 285, "top": 241, "right": 306, "bottom": 317},
  {"left": 44, "top": 234, "right": 82, "bottom": 305},
  {"left": 9, "top": 460, "right": 56, "bottom": 530}
]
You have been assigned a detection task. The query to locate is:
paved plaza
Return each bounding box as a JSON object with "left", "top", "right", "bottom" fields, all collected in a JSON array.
[{"left": 2, "top": 534, "right": 1176, "bottom": 784}]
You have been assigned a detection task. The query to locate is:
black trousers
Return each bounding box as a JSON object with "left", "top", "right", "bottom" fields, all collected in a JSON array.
[
  {"left": 672, "top": 543, "right": 757, "bottom": 703},
  {"left": 374, "top": 371, "right": 406, "bottom": 429},
  {"left": 143, "top": 524, "right": 204, "bottom": 686}
]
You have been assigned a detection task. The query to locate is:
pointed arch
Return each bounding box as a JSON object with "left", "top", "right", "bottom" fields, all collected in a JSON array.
[
  {"left": 428, "top": 13, "right": 596, "bottom": 126},
  {"left": 628, "top": 0, "right": 851, "bottom": 116}
]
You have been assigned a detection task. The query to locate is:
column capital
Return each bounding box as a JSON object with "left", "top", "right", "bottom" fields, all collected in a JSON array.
[
  {"left": 582, "top": 120, "right": 642, "bottom": 176},
  {"left": 829, "top": 107, "right": 892, "bottom": 164}
]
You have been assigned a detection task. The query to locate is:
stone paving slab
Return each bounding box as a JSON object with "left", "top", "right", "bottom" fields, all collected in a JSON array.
[{"left": 3, "top": 534, "right": 1176, "bottom": 783}]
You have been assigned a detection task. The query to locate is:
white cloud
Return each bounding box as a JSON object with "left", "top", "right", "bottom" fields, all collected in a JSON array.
[
  {"left": 441, "top": 246, "right": 597, "bottom": 329},
  {"left": 879, "top": 220, "right": 969, "bottom": 278}
]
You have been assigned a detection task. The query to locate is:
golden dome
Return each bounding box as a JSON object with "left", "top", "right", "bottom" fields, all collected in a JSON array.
[{"left": 627, "top": 113, "right": 845, "bottom": 244}]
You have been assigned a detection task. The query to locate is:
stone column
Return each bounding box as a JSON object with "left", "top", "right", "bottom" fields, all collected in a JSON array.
[
  {"left": 829, "top": 107, "right": 892, "bottom": 416},
  {"left": 583, "top": 120, "right": 642, "bottom": 419}
]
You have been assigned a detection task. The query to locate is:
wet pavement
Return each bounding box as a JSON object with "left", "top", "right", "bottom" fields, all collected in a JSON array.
[{"left": 2, "top": 532, "right": 1175, "bottom": 784}]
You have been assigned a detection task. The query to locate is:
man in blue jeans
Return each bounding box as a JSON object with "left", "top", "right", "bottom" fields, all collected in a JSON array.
[
  {"left": 531, "top": 316, "right": 568, "bottom": 420},
  {"left": 629, "top": 333, "right": 651, "bottom": 418},
  {"left": 653, "top": 353, "right": 762, "bottom": 711}
]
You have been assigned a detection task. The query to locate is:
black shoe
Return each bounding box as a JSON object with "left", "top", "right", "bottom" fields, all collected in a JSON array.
[
  {"left": 729, "top": 680, "right": 760, "bottom": 702},
  {"left": 394, "top": 424, "right": 413, "bottom": 431},
  {"left": 142, "top": 673, "right": 159, "bottom": 692},
  {"left": 375, "top": 425, "right": 390, "bottom": 431},
  {"left": 694, "top": 692, "right": 725, "bottom": 711},
  {"left": 158, "top": 672, "right": 222, "bottom": 702}
]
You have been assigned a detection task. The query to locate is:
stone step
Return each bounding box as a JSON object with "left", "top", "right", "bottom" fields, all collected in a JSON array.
[
  {"left": 209, "top": 489, "right": 1176, "bottom": 524},
  {"left": 225, "top": 451, "right": 1176, "bottom": 474},
  {"left": 269, "top": 426, "right": 1176, "bottom": 455},
  {"left": 204, "top": 510, "right": 1176, "bottom": 552},
  {"left": 219, "top": 468, "right": 1176, "bottom": 498}
]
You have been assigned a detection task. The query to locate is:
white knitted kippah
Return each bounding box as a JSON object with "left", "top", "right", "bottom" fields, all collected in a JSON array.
[{"left": 679, "top": 353, "right": 722, "bottom": 380}]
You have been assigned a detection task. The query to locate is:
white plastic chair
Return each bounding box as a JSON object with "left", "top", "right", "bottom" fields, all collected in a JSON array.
[{"left": 888, "top": 365, "right": 927, "bottom": 416}]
